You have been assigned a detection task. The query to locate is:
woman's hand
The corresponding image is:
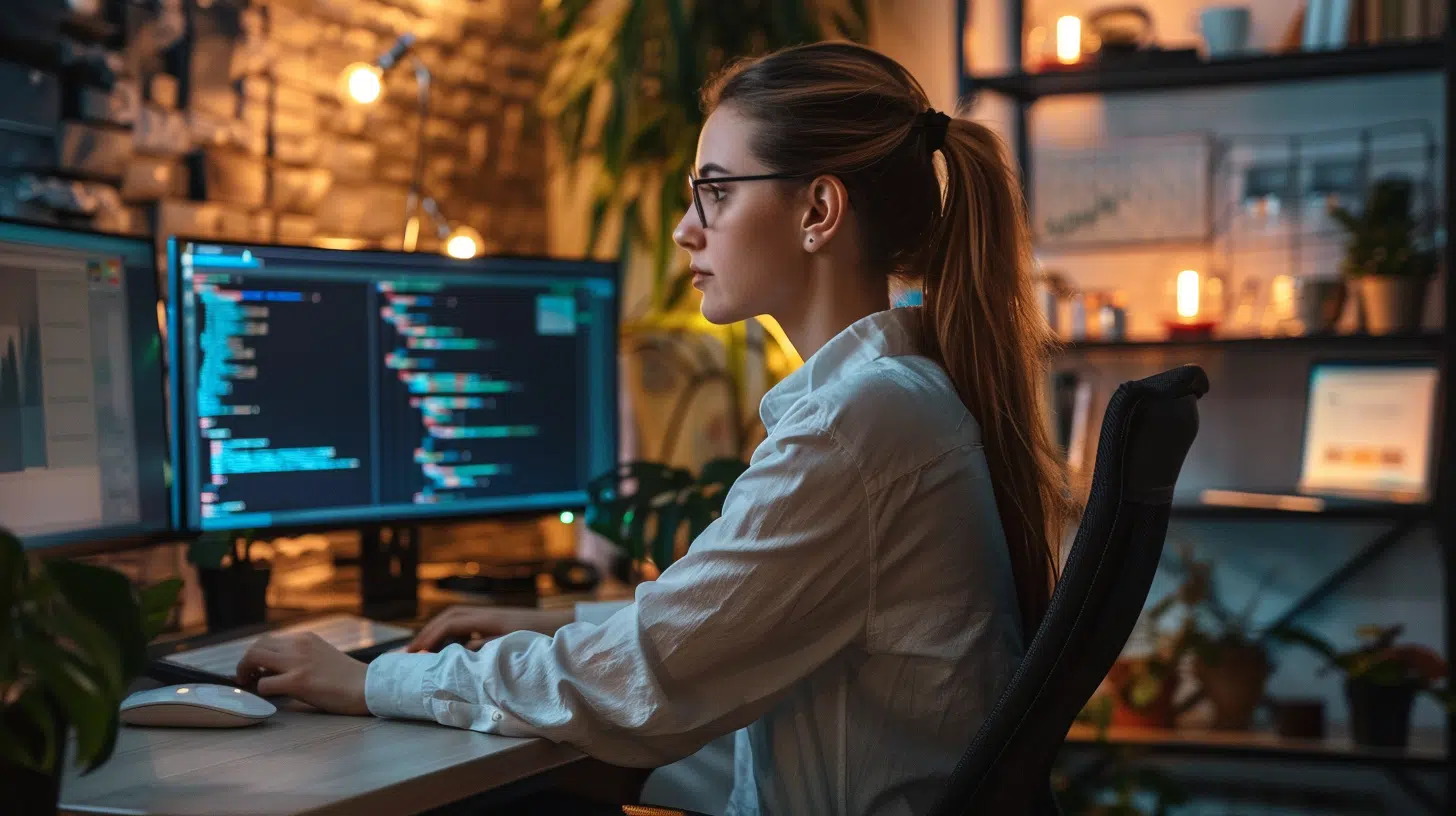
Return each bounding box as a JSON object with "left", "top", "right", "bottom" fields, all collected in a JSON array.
[
  {"left": 407, "top": 605, "right": 574, "bottom": 653},
  {"left": 235, "top": 632, "right": 370, "bottom": 716}
]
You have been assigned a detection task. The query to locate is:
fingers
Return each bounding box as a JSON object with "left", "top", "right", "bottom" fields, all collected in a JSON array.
[
  {"left": 256, "top": 669, "right": 304, "bottom": 698},
  {"left": 407, "top": 617, "right": 452, "bottom": 652},
  {"left": 408, "top": 608, "right": 483, "bottom": 653},
  {"left": 235, "top": 641, "right": 287, "bottom": 686}
]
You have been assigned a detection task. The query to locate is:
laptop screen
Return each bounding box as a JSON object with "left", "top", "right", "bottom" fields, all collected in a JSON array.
[{"left": 1297, "top": 360, "right": 1438, "bottom": 501}]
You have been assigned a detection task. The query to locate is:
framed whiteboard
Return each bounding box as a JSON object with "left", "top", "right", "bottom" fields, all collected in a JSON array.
[{"left": 1032, "top": 133, "right": 1213, "bottom": 249}]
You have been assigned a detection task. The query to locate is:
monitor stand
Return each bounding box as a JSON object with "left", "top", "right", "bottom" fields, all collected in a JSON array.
[{"left": 360, "top": 524, "right": 420, "bottom": 621}]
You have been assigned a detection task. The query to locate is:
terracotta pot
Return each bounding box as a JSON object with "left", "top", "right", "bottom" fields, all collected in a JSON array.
[
  {"left": 1193, "top": 643, "right": 1271, "bottom": 730},
  {"left": 1358, "top": 275, "right": 1427, "bottom": 335},
  {"left": 1107, "top": 658, "right": 1177, "bottom": 729}
]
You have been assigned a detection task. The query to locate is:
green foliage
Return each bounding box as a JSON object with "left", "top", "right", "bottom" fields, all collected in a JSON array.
[
  {"left": 1330, "top": 175, "right": 1439, "bottom": 278},
  {"left": 538, "top": 0, "right": 868, "bottom": 315},
  {"left": 585, "top": 457, "right": 749, "bottom": 572},
  {"left": 1060, "top": 698, "right": 1189, "bottom": 816},
  {"left": 0, "top": 528, "right": 182, "bottom": 775},
  {"left": 1267, "top": 623, "right": 1454, "bottom": 710}
]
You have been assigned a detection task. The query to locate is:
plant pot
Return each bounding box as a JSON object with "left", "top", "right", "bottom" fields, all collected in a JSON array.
[
  {"left": 0, "top": 701, "right": 66, "bottom": 815},
  {"left": 1357, "top": 275, "right": 1427, "bottom": 335},
  {"left": 1107, "top": 658, "right": 1177, "bottom": 729},
  {"left": 1345, "top": 677, "right": 1416, "bottom": 749},
  {"left": 1294, "top": 277, "right": 1346, "bottom": 335},
  {"left": 198, "top": 565, "right": 271, "bottom": 633},
  {"left": 1192, "top": 644, "right": 1271, "bottom": 730},
  {"left": 1271, "top": 698, "right": 1326, "bottom": 740}
]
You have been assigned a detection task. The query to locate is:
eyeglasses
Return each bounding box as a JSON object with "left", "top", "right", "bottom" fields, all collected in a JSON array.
[{"left": 688, "top": 171, "right": 800, "bottom": 228}]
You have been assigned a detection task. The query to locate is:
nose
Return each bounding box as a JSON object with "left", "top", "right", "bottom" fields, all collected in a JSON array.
[{"left": 672, "top": 207, "right": 704, "bottom": 251}]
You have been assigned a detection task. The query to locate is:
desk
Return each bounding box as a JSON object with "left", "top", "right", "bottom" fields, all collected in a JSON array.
[{"left": 60, "top": 698, "right": 585, "bottom": 815}]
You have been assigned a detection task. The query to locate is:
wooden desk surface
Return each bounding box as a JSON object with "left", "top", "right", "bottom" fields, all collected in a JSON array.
[{"left": 61, "top": 702, "right": 584, "bottom": 816}]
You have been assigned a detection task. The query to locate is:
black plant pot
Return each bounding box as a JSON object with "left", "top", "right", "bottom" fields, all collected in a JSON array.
[
  {"left": 0, "top": 702, "right": 66, "bottom": 815},
  {"left": 198, "top": 565, "right": 272, "bottom": 633},
  {"left": 1345, "top": 677, "right": 1416, "bottom": 749}
]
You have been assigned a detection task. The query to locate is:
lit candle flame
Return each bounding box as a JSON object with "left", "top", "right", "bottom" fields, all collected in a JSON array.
[
  {"left": 1056, "top": 17, "right": 1082, "bottom": 65},
  {"left": 1176, "top": 270, "right": 1200, "bottom": 319}
]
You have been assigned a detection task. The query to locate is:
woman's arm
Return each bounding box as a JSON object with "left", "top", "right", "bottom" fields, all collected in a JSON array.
[{"left": 364, "top": 422, "right": 873, "bottom": 767}]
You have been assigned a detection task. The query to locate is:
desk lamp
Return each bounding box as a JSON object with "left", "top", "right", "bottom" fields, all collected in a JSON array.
[{"left": 340, "top": 33, "right": 481, "bottom": 258}]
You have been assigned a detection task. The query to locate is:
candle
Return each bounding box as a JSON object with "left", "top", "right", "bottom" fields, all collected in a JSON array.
[{"left": 1056, "top": 16, "right": 1083, "bottom": 65}]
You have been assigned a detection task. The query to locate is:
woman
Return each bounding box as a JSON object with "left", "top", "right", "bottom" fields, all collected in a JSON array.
[{"left": 236, "top": 41, "right": 1072, "bottom": 815}]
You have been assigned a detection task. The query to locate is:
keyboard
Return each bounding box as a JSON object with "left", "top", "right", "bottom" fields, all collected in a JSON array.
[{"left": 150, "top": 613, "right": 415, "bottom": 686}]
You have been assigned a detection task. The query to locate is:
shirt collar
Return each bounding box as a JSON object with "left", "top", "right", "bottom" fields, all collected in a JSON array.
[{"left": 760, "top": 307, "right": 922, "bottom": 432}]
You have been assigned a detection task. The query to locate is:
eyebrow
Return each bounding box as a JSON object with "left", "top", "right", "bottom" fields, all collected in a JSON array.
[{"left": 696, "top": 162, "right": 732, "bottom": 177}]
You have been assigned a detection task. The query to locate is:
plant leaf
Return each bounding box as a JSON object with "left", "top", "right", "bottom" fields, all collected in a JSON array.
[
  {"left": 26, "top": 637, "right": 118, "bottom": 772},
  {"left": 45, "top": 558, "right": 146, "bottom": 682},
  {"left": 139, "top": 577, "right": 183, "bottom": 642}
]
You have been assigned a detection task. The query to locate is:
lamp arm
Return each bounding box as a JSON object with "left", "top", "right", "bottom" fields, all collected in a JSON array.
[{"left": 402, "top": 54, "right": 433, "bottom": 252}]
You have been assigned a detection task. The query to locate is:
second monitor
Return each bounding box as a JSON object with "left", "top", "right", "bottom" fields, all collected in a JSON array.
[{"left": 170, "top": 239, "right": 618, "bottom": 532}]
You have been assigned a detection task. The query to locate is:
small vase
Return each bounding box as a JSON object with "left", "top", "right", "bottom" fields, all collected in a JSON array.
[
  {"left": 1271, "top": 698, "right": 1326, "bottom": 740},
  {"left": 198, "top": 565, "right": 271, "bottom": 633},
  {"left": 1193, "top": 644, "right": 1271, "bottom": 730},
  {"left": 1358, "top": 276, "right": 1428, "bottom": 335},
  {"left": 1345, "top": 677, "right": 1416, "bottom": 749}
]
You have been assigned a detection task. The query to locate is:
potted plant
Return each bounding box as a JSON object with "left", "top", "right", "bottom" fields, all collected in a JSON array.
[
  {"left": 1270, "top": 623, "right": 1453, "bottom": 749},
  {"left": 1057, "top": 697, "right": 1190, "bottom": 815},
  {"left": 1331, "top": 175, "right": 1439, "bottom": 335},
  {"left": 1, "top": 527, "right": 182, "bottom": 814},
  {"left": 586, "top": 457, "right": 748, "bottom": 582},
  {"left": 1104, "top": 551, "right": 1209, "bottom": 729},
  {"left": 188, "top": 530, "right": 271, "bottom": 633},
  {"left": 1182, "top": 561, "right": 1274, "bottom": 731}
]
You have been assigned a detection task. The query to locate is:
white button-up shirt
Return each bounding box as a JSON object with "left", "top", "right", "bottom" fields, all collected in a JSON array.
[{"left": 366, "top": 307, "right": 1025, "bottom": 815}]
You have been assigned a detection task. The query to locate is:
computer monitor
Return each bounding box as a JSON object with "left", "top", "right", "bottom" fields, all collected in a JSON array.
[
  {"left": 169, "top": 238, "right": 619, "bottom": 532},
  {"left": 0, "top": 220, "right": 172, "bottom": 550},
  {"left": 1297, "top": 358, "right": 1438, "bottom": 501}
]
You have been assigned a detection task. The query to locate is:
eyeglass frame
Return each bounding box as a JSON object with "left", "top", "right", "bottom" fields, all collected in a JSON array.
[{"left": 687, "top": 170, "right": 802, "bottom": 228}]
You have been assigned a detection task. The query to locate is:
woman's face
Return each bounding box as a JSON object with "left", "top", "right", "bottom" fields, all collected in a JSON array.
[{"left": 672, "top": 106, "right": 808, "bottom": 326}]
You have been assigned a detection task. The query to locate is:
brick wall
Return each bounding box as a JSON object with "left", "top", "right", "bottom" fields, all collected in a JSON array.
[{"left": 1, "top": 0, "right": 551, "bottom": 263}]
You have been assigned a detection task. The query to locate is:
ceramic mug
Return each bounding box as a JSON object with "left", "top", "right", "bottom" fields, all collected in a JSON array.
[{"left": 1199, "top": 6, "right": 1251, "bottom": 58}]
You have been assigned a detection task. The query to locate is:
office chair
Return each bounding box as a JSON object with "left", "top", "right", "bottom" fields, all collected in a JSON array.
[
  {"left": 617, "top": 365, "right": 1207, "bottom": 816},
  {"left": 928, "top": 363, "right": 1209, "bottom": 815}
]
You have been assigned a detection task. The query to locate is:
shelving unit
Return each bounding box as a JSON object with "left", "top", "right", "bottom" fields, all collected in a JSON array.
[
  {"left": 971, "top": 41, "right": 1442, "bottom": 100},
  {"left": 1061, "top": 331, "right": 1443, "bottom": 353},
  {"left": 957, "top": 2, "right": 1453, "bottom": 809},
  {"left": 1064, "top": 724, "right": 1446, "bottom": 770}
]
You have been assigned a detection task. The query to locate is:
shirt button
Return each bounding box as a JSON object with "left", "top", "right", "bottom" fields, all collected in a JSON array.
[{"left": 491, "top": 710, "right": 503, "bottom": 722}]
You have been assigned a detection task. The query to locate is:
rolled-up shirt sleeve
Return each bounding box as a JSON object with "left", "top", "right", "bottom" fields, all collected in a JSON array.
[{"left": 364, "top": 417, "right": 872, "bottom": 767}]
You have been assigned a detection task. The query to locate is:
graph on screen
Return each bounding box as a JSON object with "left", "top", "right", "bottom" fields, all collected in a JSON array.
[{"left": 0, "top": 269, "right": 46, "bottom": 473}]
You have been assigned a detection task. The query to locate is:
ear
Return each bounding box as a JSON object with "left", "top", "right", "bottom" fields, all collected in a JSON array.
[{"left": 799, "top": 174, "right": 849, "bottom": 252}]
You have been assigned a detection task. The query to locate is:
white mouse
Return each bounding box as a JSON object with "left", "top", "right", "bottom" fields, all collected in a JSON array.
[{"left": 120, "top": 684, "right": 276, "bottom": 728}]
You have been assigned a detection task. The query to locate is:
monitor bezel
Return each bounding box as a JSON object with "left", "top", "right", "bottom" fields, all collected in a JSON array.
[
  {"left": 166, "top": 234, "right": 622, "bottom": 535},
  {"left": 0, "top": 216, "right": 188, "bottom": 553}
]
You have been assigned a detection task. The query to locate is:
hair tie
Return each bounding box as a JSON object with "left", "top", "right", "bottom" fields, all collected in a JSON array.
[{"left": 915, "top": 109, "right": 952, "bottom": 153}]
